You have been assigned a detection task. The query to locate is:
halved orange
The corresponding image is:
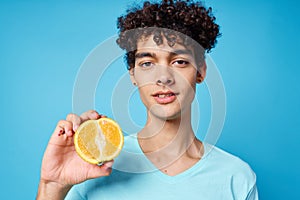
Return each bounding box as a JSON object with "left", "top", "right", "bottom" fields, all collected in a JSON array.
[{"left": 74, "top": 118, "right": 124, "bottom": 165}]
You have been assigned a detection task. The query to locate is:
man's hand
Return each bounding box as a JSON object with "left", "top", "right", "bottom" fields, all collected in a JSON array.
[{"left": 36, "top": 110, "right": 114, "bottom": 200}]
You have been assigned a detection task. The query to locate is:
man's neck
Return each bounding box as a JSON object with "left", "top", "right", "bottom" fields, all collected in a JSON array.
[
  {"left": 137, "top": 108, "right": 203, "bottom": 172},
  {"left": 139, "top": 111, "right": 194, "bottom": 152}
]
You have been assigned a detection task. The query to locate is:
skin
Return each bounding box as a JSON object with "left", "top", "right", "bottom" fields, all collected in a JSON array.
[
  {"left": 131, "top": 36, "right": 206, "bottom": 175},
  {"left": 36, "top": 35, "right": 207, "bottom": 199},
  {"left": 36, "top": 111, "right": 114, "bottom": 200}
]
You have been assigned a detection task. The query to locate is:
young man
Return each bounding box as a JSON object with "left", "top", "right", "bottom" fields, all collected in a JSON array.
[{"left": 37, "top": 1, "right": 258, "bottom": 199}]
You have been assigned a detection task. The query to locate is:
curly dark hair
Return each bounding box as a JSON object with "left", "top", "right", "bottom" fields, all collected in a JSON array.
[{"left": 116, "top": 0, "right": 221, "bottom": 70}]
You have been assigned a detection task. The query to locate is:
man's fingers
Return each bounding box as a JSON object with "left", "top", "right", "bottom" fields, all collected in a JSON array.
[
  {"left": 101, "top": 160, "right": 114, "bottom": 169},
  {"left": 88, "top": 160, "right": 114, "bottom": 178},
  {"left": 55, "top": 120, "right": 74, "bottom": 137},
  {"left": 66, "top": 113, "right": 82, "bottom": 131},
  {"left": 80, "top": 110, "right": 101, "bottom": 122},
  {"left": 54, "top": 111, "right": 105, "bottom": 137}
]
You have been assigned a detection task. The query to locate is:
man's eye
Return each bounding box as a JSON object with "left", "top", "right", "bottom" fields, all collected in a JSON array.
[
  {"left": 173, "top": 60, "right": 189, "bottom": 67},
  {"left": 140, "top": 62, "right": 154, "bottom": 68}
]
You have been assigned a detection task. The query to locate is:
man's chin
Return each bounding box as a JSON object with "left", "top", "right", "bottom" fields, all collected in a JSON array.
[{"left": 150, "top": 110, "right": 182, "bottom": 122}]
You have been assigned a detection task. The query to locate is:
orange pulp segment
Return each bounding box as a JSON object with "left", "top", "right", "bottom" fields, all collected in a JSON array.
[{"left": 74, "top": 118, "right": 124, "bottom": 165}]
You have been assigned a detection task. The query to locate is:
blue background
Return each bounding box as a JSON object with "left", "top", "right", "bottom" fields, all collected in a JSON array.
[{"left": 1, "top": 0, "right": 299, "bottom": 199}]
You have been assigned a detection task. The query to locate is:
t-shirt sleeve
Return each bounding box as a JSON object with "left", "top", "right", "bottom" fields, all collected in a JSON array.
[
  {"left": 65, "top": 186, "right": 85, "bottom": 200},
  {"left": 245, "top": 184, "right": 259, "bottom": 200}
]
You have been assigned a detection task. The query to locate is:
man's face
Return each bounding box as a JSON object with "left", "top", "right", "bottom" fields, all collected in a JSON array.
[{"left": 130, "top": 35, "right": 205, "bottom": 120}]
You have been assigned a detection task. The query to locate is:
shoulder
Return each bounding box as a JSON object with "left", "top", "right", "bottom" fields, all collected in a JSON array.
[
  {"left": 204, "top": 144, "right": 257, "bottom": 197},
  {"left": 207, "top": 144, "right": 256, "bottom": 180}
]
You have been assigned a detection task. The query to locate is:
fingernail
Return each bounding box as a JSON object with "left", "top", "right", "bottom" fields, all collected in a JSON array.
[
  {"left": 73, "top": 125, "right": 79, "bottom": 131},
  {"left": 92, "top": 112, "right": 98, "bottom": 117},
  {"left": 104, "top": 161, "right": 114, "bottom": 168},
  {"left": 67, "top": 130, "right": 73, "bottom": 136}
]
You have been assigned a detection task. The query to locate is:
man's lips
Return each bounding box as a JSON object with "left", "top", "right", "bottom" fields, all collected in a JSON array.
[{"left": 152, "top": 91, "right": 178, "bottom": 104}]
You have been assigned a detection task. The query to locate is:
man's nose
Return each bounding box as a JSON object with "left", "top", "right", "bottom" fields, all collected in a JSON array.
[{"left": 155, "top": 65, "right": 174, "bottom": 86}]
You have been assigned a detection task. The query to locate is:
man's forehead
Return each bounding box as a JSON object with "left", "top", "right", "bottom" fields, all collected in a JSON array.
[
  {"left": 138, "top": 34, "right": 182, "bottom": 46},
  {"left": 136, "top": 35, "right": 193, "bottom": 55}
]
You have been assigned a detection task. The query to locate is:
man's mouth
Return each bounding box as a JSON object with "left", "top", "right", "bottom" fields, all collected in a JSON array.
[
  {"left": 152, "top": 91, "right": 178, "bottom": 104},
  {"left": 155, "top": 93, "right": 175, "bottom": 98}
]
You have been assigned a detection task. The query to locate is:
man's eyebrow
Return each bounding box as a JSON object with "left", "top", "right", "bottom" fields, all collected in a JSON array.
[
  {"left": 135, "top": 52, "right": 156, "bottom": 59},
  {"left": 170, "top": 49, "right": 193, "bottom": 56},
  {"left": 135, "top": 49, "right": 192, "bottom": 59}
]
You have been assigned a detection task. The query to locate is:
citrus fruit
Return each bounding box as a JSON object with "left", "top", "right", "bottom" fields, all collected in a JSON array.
[{"left": 74, "top": 118, "right": 124, "bottom": 165}]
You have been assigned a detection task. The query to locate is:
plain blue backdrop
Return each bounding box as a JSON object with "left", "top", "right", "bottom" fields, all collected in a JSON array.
[{"left": 1, "top": 0, "right": 299, "bottom": 199}]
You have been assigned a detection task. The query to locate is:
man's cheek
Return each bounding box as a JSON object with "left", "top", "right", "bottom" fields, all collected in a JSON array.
[{"left": 136, "top": 72, "right": 157, "bottom": 85}]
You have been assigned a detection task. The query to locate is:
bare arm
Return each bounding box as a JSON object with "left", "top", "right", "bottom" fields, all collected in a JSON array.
[{"left": 37, "top": 180, "right": 72, "bottom": 200}]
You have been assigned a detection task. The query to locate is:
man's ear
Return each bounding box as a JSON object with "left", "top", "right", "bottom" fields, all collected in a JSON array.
[
  {"left": 196, "top": 61, "right": 207, "bottom": 83},
  {"left": 129, "top": 68, "right": 137, "bottom": 86}
]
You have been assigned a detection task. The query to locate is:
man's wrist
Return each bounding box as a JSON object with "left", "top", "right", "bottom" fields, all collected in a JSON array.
[{"left": 36, "top": 180, "right": 72, "bottom": 200}]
